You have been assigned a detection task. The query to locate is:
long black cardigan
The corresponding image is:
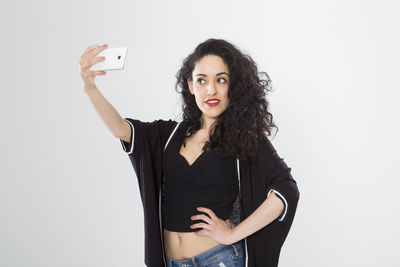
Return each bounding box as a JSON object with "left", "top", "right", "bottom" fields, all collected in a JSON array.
[{"left": 119, "top": 118, "right": 300, "bottom": 267}]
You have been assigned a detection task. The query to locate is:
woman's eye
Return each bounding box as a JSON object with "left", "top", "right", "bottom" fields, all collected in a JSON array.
[{"left": 196, "top": 78, "right": 227, "bottom": 84}]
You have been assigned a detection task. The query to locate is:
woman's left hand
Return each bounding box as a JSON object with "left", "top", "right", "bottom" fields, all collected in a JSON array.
[{"left": 190, "top": 207, "right": 234, "bottom": 245}]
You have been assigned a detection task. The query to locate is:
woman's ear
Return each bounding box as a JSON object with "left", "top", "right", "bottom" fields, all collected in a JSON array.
[{"left": 187, "top": 78, "right": 194, "bottom": 94}]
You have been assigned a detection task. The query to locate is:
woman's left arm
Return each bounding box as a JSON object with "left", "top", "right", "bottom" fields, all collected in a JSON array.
[
  {"left": 228, "top": 191, "right": 284, "bottom": 244},
  {"left": 191, "top": 192, "right": 285, "bottom": 245},
  {"left": 229, "top": 138, "right": 301, "bottom": 243}
]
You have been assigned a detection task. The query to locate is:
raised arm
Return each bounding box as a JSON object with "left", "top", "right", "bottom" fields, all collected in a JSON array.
[
  {"left": 84, "top": 85, "right": 130, "bottom": 140},
  {"left": 78, "top": 44, "right": 130, "bottom": 141}
]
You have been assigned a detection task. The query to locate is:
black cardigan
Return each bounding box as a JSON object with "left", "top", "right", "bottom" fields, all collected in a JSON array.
[{"left": 119, "top": 118, "right": 300, "bottom": 267}]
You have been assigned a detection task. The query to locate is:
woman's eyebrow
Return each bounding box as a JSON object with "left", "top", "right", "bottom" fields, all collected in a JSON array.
[{"left": 195, "top": 72, "right": 230, "bottom": 77}]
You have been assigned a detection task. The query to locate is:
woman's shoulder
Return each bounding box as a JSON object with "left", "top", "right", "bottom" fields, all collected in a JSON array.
[
  {"left": 155, "top": 118, "right": 179, "bottom": 128},
  {"left": 122, "top": 117, "right": 180, "bottom": 139},
  {"left": 252, "top": 133, "right": 280, "bottom": 163},
  {"left": 141, "top": 118, "right": 180, "bottom": 137},
  {"left": 124, "top": 117, "right": 179, "bottom": 127}
]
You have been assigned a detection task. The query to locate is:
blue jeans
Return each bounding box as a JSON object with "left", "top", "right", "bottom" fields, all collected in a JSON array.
[{"left": 166, "top": 240, "right": 244, "bottom": 267}]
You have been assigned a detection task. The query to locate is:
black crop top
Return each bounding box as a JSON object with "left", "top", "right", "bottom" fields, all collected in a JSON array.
[{"left": 161, "top": 126, "right": 239, "bottom": 232}]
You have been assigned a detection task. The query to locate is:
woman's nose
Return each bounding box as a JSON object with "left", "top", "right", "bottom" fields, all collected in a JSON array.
[{"left": 207, "top": 83, "right": 217, "bottom": 94}]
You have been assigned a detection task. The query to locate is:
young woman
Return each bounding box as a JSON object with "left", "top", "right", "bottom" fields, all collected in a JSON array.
[{"left": 79, "top": 38, "right": 300, "bottom": 267}]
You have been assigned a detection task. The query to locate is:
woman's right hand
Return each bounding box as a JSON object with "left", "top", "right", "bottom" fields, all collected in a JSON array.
[{"left": 79, "top": 44, "right": 108, "bottom": 91}]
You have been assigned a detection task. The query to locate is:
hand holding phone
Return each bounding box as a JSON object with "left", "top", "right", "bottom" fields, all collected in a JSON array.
[{"left": 90, "top": 46, "right": 128, "bottom": 71}]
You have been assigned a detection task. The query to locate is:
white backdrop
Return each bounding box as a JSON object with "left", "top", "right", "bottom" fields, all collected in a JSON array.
[{"left": 1, "top": 0, "right": 399, "bottom": 266}]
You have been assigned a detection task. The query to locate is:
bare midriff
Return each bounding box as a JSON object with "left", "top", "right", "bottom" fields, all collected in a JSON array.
[
  {"left": 163, "top": 218, "right": 232, "bottom": 260},
  {"left": 163, "top": 128, "right": 234, "bottom": 260}
]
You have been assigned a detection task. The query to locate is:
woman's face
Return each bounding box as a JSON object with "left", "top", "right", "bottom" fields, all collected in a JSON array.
[{"left": 187, "top": 54, "right": 230, "bottom": 126}]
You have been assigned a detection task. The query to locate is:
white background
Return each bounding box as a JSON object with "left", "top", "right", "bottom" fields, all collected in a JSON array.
[{"left": 1, "top": 0, "right": 399, "bottom": 266}]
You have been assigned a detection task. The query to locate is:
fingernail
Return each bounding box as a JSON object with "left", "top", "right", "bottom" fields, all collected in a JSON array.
[{"left": 102, "top": 44, "right": 108, "bottom": 47}]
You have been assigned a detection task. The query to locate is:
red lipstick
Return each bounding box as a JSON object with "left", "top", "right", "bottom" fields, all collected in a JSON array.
[{"left": 205, "top": 98, "right": 220, "bottom": 106}]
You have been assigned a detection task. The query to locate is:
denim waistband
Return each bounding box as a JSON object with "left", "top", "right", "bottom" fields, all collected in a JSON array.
[{"left": 166, "top": 240, "right": 242, "bottom": 266}]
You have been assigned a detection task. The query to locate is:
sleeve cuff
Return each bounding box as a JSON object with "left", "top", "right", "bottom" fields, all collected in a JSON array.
[
  {"left": 119, "top": 118, "right": 134, "bottom": 155},
  {"left": 267, "top": 188, "right": 288, "bottom": 222}
]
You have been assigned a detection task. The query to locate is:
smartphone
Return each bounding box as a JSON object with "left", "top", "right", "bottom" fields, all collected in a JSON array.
[{"left": 91, "top": 46, "right": 128, "bottom": 71}]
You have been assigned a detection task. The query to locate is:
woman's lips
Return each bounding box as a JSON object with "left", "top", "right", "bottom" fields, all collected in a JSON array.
[
  {"left": 205, "top": 99, "right": 220, "bottom": 106},
  {"left": 206, "top": 101, "right": 219, "bottom": 106}
]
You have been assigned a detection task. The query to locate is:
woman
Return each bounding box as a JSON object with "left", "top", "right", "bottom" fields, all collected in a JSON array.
[{"left": 79, "top": 38, "right": 300, "bottom": 267}]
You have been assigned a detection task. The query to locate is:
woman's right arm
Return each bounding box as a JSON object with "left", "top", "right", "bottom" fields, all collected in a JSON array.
[
  {"left": 79, "top": 44, "right": 131, "bottom": 143},
  {"left": 85, "top": 86, "right": 131, "bottom": 142}
]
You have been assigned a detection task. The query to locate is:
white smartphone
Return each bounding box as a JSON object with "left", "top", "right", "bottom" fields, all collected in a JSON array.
[{"left": 91, "top": 46, "right": 128, "bottom": 71}]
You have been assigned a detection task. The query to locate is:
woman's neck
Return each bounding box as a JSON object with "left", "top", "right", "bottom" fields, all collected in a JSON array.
[{"left": 200, "top": 115, "right": 216, "bottom": 133}]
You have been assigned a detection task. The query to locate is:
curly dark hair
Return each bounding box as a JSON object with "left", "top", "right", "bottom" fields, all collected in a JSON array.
[{"left": 174, "top": 38, "right": 278, "bottom": 163}]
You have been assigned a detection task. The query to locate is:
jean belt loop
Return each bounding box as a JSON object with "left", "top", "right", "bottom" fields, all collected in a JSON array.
[{"left": 231, "top": 242, "right": 239, "bottom": 256}]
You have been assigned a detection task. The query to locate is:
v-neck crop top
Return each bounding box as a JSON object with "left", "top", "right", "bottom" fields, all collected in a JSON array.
[{"left": 161, "top": 126, "right": 239, "bottom": 232}]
